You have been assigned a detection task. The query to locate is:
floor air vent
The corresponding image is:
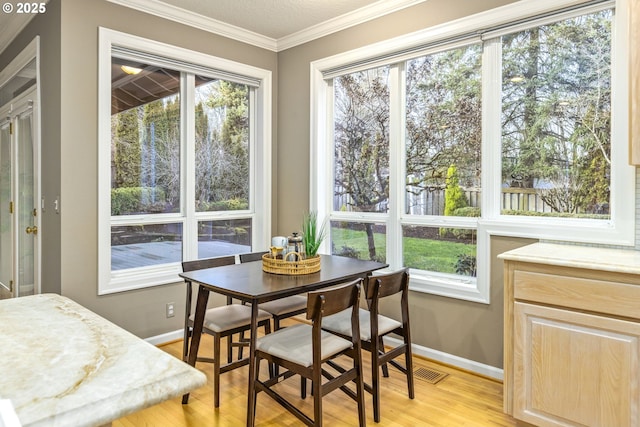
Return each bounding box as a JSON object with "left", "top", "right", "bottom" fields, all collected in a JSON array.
[{"left": 414, "top": 367, "right": 448, "bottom": 384}]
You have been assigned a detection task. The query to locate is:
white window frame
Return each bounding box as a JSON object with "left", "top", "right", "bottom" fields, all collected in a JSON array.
[
  {"left": 98, "top": 28, "right": 272, "bottom": 295},
  {"left": 310, "top": 0, "right": 633, "bottom": 304}
]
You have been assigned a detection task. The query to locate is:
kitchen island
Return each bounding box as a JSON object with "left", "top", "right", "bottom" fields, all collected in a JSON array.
[{"left": 0, "top": 293, "right": 206, "bottom": 427}]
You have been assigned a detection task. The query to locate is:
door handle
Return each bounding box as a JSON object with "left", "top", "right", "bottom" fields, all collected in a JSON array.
[{"left": 26, "top": 226, "right": 38, "bottom": 235}]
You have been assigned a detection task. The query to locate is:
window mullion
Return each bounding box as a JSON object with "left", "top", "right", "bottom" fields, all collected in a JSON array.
[
  {"left": 481, "top": 38, "right": 503, "bottom": 220},
  {"left": 248, "top": 87, "right": 261, "bottom": 248},
  {"left": 316, "top": 78, "right": 334, "bottom": 255},
  {"left": 183, "top": 73, "right": 197, "bottom": 261},
  {"left": 387, "top": 63, "right": 404, "bottom": 270}
]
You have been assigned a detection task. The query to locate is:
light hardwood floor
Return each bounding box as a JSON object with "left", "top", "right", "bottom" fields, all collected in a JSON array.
[{"left": 114, "top": 325, "right": 517, "bottom": 426}]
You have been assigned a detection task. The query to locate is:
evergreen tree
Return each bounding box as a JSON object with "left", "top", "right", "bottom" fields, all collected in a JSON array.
[
  {"left": 444, "top": 164, "right": 467, "bottom": 216},
  {"left": 113, "top": 109, "right": 141, "bottom": 188}
]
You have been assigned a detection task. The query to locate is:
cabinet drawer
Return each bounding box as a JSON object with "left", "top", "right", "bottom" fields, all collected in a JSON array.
[{"left": 514, "top": 270, "right": 640, "bottom": 320}]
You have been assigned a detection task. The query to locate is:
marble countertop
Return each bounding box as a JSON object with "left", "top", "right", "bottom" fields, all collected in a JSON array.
[
  {"left": 498, "top": 242, "right": 640, "bottom": 275},
  {"left": 0, "top": 294, "right": 206, "bottom": 427}
]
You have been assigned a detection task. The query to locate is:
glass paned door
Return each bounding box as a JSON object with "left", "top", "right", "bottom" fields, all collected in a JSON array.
[
  {"left": 17, "top": 111, "right": 35, "bottom": 296},
  {"left": 0, "top": 120, "right": 12, "bottom": 298},
  {"left": 0, "top": 93, "right": 38, "bottom": 299}
]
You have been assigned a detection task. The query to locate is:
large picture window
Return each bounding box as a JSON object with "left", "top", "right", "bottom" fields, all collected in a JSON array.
[
  {"left": 312, "top": 0, "right": 633, "bottom": 303},
  {"left": 99, "top": 29, "right": 272, "bottom": 294}
]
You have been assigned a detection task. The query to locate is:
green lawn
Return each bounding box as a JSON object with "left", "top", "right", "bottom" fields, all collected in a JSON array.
[{"left": 331, "top": 226, "right": 476, "bottom": 275}]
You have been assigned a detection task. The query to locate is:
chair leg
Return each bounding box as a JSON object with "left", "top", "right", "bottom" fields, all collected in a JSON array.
[
  {"left": 227, "top": 335, "right": 234, "bottom": 363},
  {"left": 182, "top": 326, "right": 191, "bottom": 362},
  {"left": 371, "top": 338, "right": 382, "bottom": 423},
  {"left": 405, "top": 338, "right": 415, "bottom": 399},
  {"left": 300, "top": 377, "right": 307, "bottom": 399},
  {"left": 273, "top": 316, "right": 281, "bottom": 377},
  {"left": 238, "top": 331, "right": 246, "bottom": 360},
  {"left": 214, "top": 334, "right": 222, "bottom": 408},
  {"left": 251, "top": 354, "right": 261, "bottom": 422},
  {"left": 313, "top": 378, "right": 322, "bottom": 427},
  {"left": 354, "top": 351, "right": 367, "bottom": 427},
  {"left": 380, "top": 337, "right": 389, "bottom": 378}
]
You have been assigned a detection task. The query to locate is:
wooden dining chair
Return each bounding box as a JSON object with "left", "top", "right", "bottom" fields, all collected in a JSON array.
[
  {"left": 181, "top": 255, "right": 273, "bottom": 408},
  {"left": 322, "top": 268, "right": 414, "bottom": 422},
  {"left": 250, "top": 278, "right": 366, "bottom": 427},
  {"left": 240, "top": 251, "right": 308, "bottom": 330}
]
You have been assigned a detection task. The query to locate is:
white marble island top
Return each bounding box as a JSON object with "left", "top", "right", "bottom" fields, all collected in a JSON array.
[
  {"left": 498, "top": 242, "right": 640, "bottom": 275},
  {"left": 0, "top": 294, "right": 206, "bottom": 427}
]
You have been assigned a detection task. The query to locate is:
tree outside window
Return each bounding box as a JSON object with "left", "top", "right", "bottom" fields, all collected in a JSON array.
[
  {"left": 332, "top": 67, "right": 389, "bottom": 262},
  {"left": 501, "top": 10, "right": 612, "bottom": 218}
]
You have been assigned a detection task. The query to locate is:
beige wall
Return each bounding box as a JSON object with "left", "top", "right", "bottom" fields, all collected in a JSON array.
[{"left": 2, "top": 0, "right": 612, "bottom": 369}]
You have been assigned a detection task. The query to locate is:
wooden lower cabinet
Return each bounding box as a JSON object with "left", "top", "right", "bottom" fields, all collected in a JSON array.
[
  {"left": 501, "top": 243, "right": 640, "bottom": 427},
  {"left": 513, "top": 302, "right": 640, "bottom": 427}
]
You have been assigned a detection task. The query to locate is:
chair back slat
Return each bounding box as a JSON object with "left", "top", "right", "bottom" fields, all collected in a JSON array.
[
  {"left": 307, "top": 278, "right": 362, "bottom": 320},
  {"left": 239, "top": 251, "right": 268, "bottom": 263},
  {"left": 182, "top": 255, "right": 236, "bottom": 272},
  {"left": 365, "top": 268, "right": 409, "bottom": 300}
]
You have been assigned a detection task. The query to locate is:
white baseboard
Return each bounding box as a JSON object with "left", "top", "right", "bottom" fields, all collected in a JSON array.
[
  {"left": 384, "top": 336, "right": 504, "bottom": 381},
  {"left": 146, "top": 330, "right": 504, "bottom": 382},
  {"left": 145, "top": 329, "right": 183, "bottom": 346}
]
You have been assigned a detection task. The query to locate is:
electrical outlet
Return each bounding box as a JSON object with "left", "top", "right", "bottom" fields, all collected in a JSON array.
[{"left": 166, "top": 302, "right": 175, "bottom": 318}]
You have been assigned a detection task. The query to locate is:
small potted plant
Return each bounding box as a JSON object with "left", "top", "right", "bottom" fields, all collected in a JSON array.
[{"left": 302, "top": 211, "right": 326, "bottom": 258}]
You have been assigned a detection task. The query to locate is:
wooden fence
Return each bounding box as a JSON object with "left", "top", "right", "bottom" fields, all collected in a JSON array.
[{"left": 335, "top": 186, "right": 562, "bottom": 215}]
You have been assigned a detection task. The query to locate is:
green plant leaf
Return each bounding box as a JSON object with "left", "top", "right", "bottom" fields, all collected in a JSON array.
[{"left": 302, "top": 211, "right": 326, "bottom": 257}]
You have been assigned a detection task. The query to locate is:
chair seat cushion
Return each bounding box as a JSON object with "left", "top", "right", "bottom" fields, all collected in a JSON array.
[
  {"left": 322, "top": 308, "right": 401, "bottom": 341},
  {"left": 258, "top": 295, "right": 307, "bottom": 316},
  {"left": 256, "top": 324, "right": 352, "bottom": 367},
  {"left": 190, "top": 304, "right": 272, "bottom": 333}
]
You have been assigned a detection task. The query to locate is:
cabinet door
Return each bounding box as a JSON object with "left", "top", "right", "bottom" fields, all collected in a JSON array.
[{"left": 514, "top": 302, "right": 640, "bottom": 427}]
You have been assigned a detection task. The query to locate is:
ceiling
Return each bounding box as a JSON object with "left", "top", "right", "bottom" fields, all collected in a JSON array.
[
  {"left": 156, "top": 0, "right": 382, "bottom": 40},
  {"left": 0, "top": 0, "right": 424, "bottom": 54}
]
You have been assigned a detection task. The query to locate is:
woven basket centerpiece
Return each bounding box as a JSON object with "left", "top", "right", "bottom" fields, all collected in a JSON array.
[{"left": 262, "top": 252, "right": 320, "bottom": 275}]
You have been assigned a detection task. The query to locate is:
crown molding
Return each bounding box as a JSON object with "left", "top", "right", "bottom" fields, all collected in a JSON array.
[
  {"left": 107, "top": 0, "right": 427, "bottom": 52},
  {"left": 276, "top": 0, "right": 427, "bottom": 51},
  {"left": 106, "top": 0, "right": 279, "bottom": 51}
]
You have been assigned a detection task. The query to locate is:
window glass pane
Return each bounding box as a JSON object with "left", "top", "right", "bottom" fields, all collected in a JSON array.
[
  {"left": 0, "top": 124, "right": 11, "bottom": 291},
  {"left": 198, "top": 219, "right": 251, "bottom": 258},
  {"left": 501, "top": 10, "right": 612, "bottom": 219},
  {"left": 406, "top": 45, "right": 482, "bottom": 218},
  {"left": 330, "top": 221, "right": 386, "bottom": 262},
  {"left": 111, "top": 223, "right": 182, "bottom": 270},
  {"left": 403, "top": 225, "right": 476, "bottom": 277},
  {"left": 333, "top": 67, "right": 390, "bottom": 213},
  {"left": 195, "top": 77, "right": 250, "bottom": 212},
  {"left": 111, "top": 58, "right": 181, "bottom": 215},
  {"left": 0, "top": 58, "right": 36, "bottom": 107}
]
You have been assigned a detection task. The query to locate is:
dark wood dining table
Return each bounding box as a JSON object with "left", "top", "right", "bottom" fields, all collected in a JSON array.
[{"left": 179, "top": 254, "right": 387, "bottom": 427}]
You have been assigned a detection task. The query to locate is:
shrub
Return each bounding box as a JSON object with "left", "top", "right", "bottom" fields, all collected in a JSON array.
[
  {"left": 444, "top": 165, "right": 467, "bottom": 216},
  {"left": 332, "top": 243, "right": 360, "bottom": 259},
  {"left": 452, "top": 206, "right": 480, "bottom": 217},
  {"left": 198, "top": 198, "right": 249, "bottom": 211},
  {"left": 455, "top": 253, "right": 477, "bottom": 277},
  {"left": 111, "top": 187, "right": 167, "bottom": 215}
]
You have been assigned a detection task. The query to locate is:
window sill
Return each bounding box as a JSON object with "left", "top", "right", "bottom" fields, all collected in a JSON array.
[{"left": 408, "top": 270, "right": 488, "bottom": 304}]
